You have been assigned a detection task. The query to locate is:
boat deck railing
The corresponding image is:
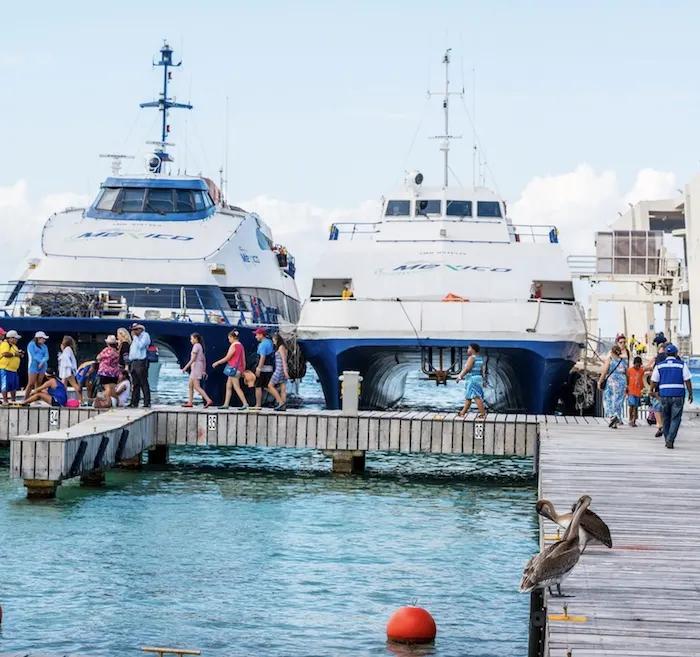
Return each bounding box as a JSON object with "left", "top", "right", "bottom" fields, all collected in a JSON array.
[
  {"left": 0, "top": 282, "right": 282, "bottom": 329},
  {"left": 328, "top": 220, "right": 560, "bottom": 243}
]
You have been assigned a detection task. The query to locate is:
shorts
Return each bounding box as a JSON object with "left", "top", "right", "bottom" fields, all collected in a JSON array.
[
  {"left": 255, "top": 370, "right": 273, "bottom": 388},
  {"left": 29, "top": 362, "right": 47, "bottom": 375},
  {"left": 628, "top": 394, "right": 640, "bottom": 408},
  {"left": 99, "top": 375, "right": 118, "bottom": 385},
  {"left": 0, "top": 370, "right": 19, "bottom": 392},
  {"left": 651, "top": 397, "right": 662, "bottom": 412},
  {"left": 50, "top": 397, "right": 65, "bottom": 407}
]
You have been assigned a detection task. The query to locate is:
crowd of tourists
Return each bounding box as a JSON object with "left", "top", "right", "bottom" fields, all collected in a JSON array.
[
  {"left": 0, "top": 324, "right": 291, "bottom": 412},
  {"left": 598, "top": 332, "right": 693, "bottom": 448}
]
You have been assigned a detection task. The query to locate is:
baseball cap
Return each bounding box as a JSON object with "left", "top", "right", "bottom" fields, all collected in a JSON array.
[
  {"left": 5, "top": 330, "right": 20, "bottom": 339},
  {"left": 34, "top": 331, "right": 49, "bottom": 339},
  {"left": 666, "top": 343, "right": 678, "bottom": 355},
  {"left": 253, "top": 328, "right": 267, "bottom": 336},
  {"left": 0, "top": 328, "right": 5, "bottom": 336}
]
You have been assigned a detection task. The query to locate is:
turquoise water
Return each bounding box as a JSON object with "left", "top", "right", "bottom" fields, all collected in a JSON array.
[{"left": 0, "top": 368, "right": 537, "bottom": 656}]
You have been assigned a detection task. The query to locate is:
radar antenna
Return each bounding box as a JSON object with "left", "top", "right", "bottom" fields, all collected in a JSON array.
[
  {"left": 427, "top": 49, "right": 464, "bottom": 188},
  {"left": 99, "top": 153, "right": 135, "bottom": 176},
  {"left": 139, "top": 41, "right": 192, "bottom": 173}
]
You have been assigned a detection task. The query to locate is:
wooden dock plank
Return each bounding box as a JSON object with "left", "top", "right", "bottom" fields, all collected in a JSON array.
[{"left": 539, "top": 420, "right": 700, "bottom": 656}]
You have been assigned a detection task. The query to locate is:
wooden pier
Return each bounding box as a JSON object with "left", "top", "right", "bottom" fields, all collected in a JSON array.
[
  {"left": 2, "top": 406, "right": 539, "bottom": 496},
  {"left": 538, "top": 415, "right": 700, "bottom": 656}
]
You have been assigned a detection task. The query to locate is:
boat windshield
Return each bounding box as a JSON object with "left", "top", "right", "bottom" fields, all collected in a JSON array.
[
  {"left": 476, "top": 201, "right": 502, "bottom": 218},
  {"left": 446, "top": 200, "right": 472, "bottom": 218},
  {"left": 385, "top": 200, "right": 411, "bottom": 217},
  {"left": 416, "top": 200, "right": 441, "bottom": 216},
  {"left": 95, "top": 187, "right": 214, "bottom": 214}
]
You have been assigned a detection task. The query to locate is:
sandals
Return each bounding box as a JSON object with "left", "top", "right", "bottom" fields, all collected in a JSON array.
[
  {"left": 181, "top": 402, "right": 193, "bottom": 408},
  {"left": 608, "top": 416, "right": 619, "bottom": 429}
]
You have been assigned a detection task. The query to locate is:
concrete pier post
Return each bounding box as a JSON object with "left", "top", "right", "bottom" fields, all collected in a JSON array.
[
  {"left": 324, "top": 450, "right": 366, "bottom": 474},
  {"left": 80, "top": 471, "right": 106, "bottom": 487},
  {"left": 339, "top": 371, "right": 363, "bottom": 414},
  {"left": 148, "top": 444, "right": 169, "bottom": 465},
  {"left": 24, "top": 479, "right": 60, "bottom": 499}
]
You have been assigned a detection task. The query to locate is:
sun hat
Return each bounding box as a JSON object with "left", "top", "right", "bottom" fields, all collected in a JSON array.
[
  {"left": 105, "top": 335, "right": 118, "bottom": 345},
  {"left": 5, "top": 330, "right": 20, "bottom": 339},
  {"left": 34, "top": 331, "right": 49, "bottom": 339},
  {"left": 130, "top": 323, "right": 145, "bottom": 331}
]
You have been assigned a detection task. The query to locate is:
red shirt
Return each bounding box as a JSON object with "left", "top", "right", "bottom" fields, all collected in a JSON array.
[
  {"left": 628, "top": 366, "right": 645, "bottom": 397},
  {"left": 227, "top": 342, "right": 245, "bottom": 372}
]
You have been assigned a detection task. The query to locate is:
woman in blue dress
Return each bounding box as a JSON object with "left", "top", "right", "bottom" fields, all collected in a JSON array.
[
  {"left": 456, "top": 343, "right": 486, "bottom": 418},
  {"left": 598, "top": 341, "right": 628, "bottom": 428}
]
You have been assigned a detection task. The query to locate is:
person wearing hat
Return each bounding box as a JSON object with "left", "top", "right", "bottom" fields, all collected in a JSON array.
[
  {"left": 24, "top": 330, "right": 49, "bottom": 399},
  {"left": 128, "top": 323, "right": 152, "bottom": 407},
  {"left": 650, "top": 344, "right": 693, "bottom": 449},
  {"left": 0, "top": 330, "right": 23, "bottom": 404},
  {"left": 22, "top": 368, "right": 68, "bottom": 407},
  {"left": 96, "top": 335, "right": 121, "bottom": 397},
  {"left": 253, "top": 328, "right": 282, "bottom": 409}
]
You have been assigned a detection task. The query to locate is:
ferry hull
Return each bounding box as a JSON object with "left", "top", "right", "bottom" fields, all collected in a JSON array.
[{"left": 301, "top": 337, "right": 581, "bottom": 413}]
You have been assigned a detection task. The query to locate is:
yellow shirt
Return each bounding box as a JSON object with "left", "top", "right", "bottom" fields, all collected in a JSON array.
[
  {"left": 0, "top": 340, "right": 20, "bottom": 372},
  {"left": 342, "top": 288, "right": 354, "bottom": 300}
]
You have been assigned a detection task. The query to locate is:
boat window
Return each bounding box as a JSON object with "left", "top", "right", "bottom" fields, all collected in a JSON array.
[
  {"left": 96, "top": 188, "right": 120, "bottom": 211},
  {"left": 446, "top": 200, "right": 473, "bottom": 217},
  {"left": 176, "top": 190, "right": 196, "bottom": 212},
  {"left": 118, "top": 188, "right": 146, "bottom": 213},
  {"left": 146, "top": 189, "right": 175, "bottom": 213},
  {"left": 476, "top": 201, "right": 502, "bottom": 218},
  {"left": 416, "top": 200, "right": 441, "bottom": 216},
  {"left": 192, "top": 191, "right": 205, "bottom": 211},
  {"left": 385, "top": 200, "right": 411, "bottom": 217}
]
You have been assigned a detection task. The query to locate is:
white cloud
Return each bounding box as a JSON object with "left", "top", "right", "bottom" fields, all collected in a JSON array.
[
  {"left": 0, "top": 53, "right": 23, "bottom": 69},
  {"left": 0, "top": 181, "right": 90, "bottom": 282},
  {"left": 510, "top": 164, "right": 677, "bottom": 255}
]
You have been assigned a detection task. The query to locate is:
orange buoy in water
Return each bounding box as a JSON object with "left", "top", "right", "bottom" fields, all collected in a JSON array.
[{"left": 386, "top": 606, "right": 436, "bottom": 644}]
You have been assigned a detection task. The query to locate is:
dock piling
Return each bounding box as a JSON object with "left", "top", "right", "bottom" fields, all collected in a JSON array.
[
  {"left": 24, "top": 479, "right": 60, "bottom": 499},
  {"left": 80, "top": 471, "right": 106, "bottom": 488},
  {"left": 148, "top": 444, "right": 169, "bottom": 465},
  {"left": 325, "top": 449, "right": 366, "bottom": 474}
]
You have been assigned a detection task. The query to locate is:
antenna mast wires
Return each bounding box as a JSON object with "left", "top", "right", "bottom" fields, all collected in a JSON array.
[{"left": 428, "top": 49, "right": 463, "bottom": 187}]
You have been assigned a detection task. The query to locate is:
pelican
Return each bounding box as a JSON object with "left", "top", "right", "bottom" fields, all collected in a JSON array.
[
  {"left": 536, "top": 498, "right": 612, "bottom": 552},
  {"left": 520, "top": 495, "right": 591, "bottom": 596}
]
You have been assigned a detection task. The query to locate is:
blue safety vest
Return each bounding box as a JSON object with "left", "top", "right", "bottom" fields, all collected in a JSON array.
[{"left": 657, "top": 357, "right": 687, "bottom": 397}]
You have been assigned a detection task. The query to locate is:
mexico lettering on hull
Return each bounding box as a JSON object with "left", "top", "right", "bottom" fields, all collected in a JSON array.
[
  {"left": 74, "top": 231, "right": 193, "bottom": 241},
  {"left": 379, "top": 262, "right": 512, "bottom": 274}
]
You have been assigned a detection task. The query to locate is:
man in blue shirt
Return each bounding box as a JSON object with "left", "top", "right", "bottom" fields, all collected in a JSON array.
[
  {"left": 650, "top": 344, "right": 693, "bottom": 449},
  {"left": 128, "top": 323, "right": 152, "bottom": 408},
  {"left": 254, "top": 328, "right": 275, "bottom": 409}
]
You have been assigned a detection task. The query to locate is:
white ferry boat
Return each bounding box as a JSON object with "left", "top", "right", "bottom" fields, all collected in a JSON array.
[
  {"left": 0, "top": 42, "right": 301, "bottom": 401},
  {"left": 297, "top": 51, "right": 586, "bottom": 413}
]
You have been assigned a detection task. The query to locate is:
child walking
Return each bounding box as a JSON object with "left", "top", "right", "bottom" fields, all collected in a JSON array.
[{"left": 627, "top": 356, "right": 645, "bottom": 427}]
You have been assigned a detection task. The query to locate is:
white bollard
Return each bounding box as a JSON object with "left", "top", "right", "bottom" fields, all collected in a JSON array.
[{"left": 339, "top": 371, "right": 363, "bottom": 415}]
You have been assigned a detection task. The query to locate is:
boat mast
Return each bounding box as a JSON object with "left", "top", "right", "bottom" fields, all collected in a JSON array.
[
  {"left": 140, "top": 41, "right": 192, "bottom": 173},
  {"left": 428, "top": 49, "right": 462, "bottom": 187}
]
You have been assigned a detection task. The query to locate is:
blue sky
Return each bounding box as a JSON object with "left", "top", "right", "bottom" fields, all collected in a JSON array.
[{"left": 2, "top": 0, "right": 700, "bottom": 205}]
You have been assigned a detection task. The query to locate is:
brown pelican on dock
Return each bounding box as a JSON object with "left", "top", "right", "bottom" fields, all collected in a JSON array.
[
  {"left": 536, "top": 498, "right": 612, "bottom": 552},
  {"left": 519, "top": 495, "right": 591, "bottom": 596}
]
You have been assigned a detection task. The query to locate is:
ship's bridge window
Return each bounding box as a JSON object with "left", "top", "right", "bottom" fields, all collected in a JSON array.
[
  {"left": 416, "top": 200, "right": 441, "bottom": 216},
  {"left": 95, "top": 187, "right": 214, "bottom": 214},
  {"left": 385, "top": 200, "right": 411, "bottom": 217},
  {"left": 476, "top": 201, "right": 503, "bottom": 218},
  {"left": 446, "top": 200, "right": 472, "bottom": 218}
]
